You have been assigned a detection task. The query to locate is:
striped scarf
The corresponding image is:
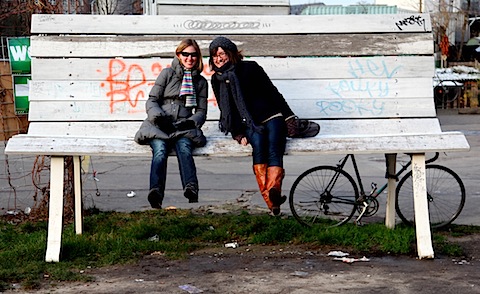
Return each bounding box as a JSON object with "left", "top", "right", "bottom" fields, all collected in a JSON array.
[{"left": 179, "top": 69, "right": 197, "bottom": 107}]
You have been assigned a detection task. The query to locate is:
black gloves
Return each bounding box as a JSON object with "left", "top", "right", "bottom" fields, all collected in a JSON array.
[
  {"left": 154, "top": 115, "right": 177, "bottom": 134},
  {"left": 174, "top": 120, "right": 196, "bottom": 131},
  {"left": 155, "top": 116, "right": 196, "bottom": 134}
]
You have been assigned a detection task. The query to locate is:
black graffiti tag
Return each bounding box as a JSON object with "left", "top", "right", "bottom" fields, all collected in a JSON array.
[{"left": 395, "top": 15, "right": 426, "bottom": 31}]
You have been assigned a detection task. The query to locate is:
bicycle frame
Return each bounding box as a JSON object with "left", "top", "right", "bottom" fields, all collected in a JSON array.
[
  {"left": 335, "top": 153, "right": 440, "bottom": 224},
  {"left": 289, "top": 151, "right": 464, "bottom": 229},
  {"left": 368, "top": 153, "right": 440, "bottom": 197}
]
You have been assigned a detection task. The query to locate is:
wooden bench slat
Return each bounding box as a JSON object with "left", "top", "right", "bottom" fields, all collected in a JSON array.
[
  {"left": 31, "top": 33, "right": 433, "bottom": 58},
  {"left": 29, "top": 77, "right": 433, "bottom": 101},
  {"left": 24, "top": 119, "right": 444, "bottom": 138},
  {"left": 32, "top": 56, "right": 434, "bottom": 81},
  {"left": 31, "top": 14, "right": 432, "bottom": 35},
  {"left": 5, "top": 132, "right": 469, "bottom": 157},
  {"left": 28, "top": 97, "right": 436, "bottom": 121}
]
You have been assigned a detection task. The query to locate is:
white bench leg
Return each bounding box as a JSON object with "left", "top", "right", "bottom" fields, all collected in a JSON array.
[
  {"left": 411, "top": 153, "right": 434, "bottom": 259},
  {"left": 45, "top": 156, "right": 65, "bottom": 262},
  {"left": 73, "top": 156, "right": 83, "bottom": 235},
  {"left": 385, "top": 153, "right": 397, "bottom": 229}
]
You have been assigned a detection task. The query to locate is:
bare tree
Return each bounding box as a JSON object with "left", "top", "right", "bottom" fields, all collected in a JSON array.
[
  {"left": 0, "top": 0, "right": 61, "bottom": 36},
  {"left": 429, "top": 0, "right": 476, "bottom": 62},
  {"left": 456, "top": 0, "right": 471, "bottom": 61}
]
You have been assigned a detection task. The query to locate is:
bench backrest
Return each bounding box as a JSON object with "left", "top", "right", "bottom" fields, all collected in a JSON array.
[{"left": 27, "top": 13, "right": 437, "bottom": 139}]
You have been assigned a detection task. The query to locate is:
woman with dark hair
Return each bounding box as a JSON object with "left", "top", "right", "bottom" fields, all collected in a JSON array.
[
  {"left": 209, "top": 36, "right": 297, "bottom": 215},
  {"left": 135, "top": 39, "right": 208, "bottom": 209}
]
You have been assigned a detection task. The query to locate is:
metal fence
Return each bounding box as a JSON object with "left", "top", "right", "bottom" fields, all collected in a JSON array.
[{"left": 1, "top": 37, "right": 10, "bottom": 61}]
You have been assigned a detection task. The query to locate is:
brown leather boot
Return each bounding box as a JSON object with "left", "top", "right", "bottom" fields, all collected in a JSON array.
[
  {"left": 253, "top": 164, "right": 272, "bottom": 210},
  {"left": 266, "top": 166, "right": 287, "bottom": 215}
]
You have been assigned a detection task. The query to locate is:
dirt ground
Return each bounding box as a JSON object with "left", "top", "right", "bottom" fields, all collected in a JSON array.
[
  {"left": 8, "top": 234, "right": 480, "bottom": 294},
  {"left": 4, "top": 203, "right": 480, "bottom": 294}
]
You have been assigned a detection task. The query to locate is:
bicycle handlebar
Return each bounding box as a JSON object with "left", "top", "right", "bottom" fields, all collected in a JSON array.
[
  {"left": 404, "top": 152, "right": 439, "bottom": 164},
  {"left": 425, "top": 152, "right": 440, "bottom": 164}
]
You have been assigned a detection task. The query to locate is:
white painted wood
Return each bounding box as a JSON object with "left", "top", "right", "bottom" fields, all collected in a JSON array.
[
  {"left": 31, "top": 14, "right": 432, "bottom": 35},
  {"left": 27, "top": 97, "right": 436, "bottom": 122},
  {"left": 73, "top": 156, "right": 83, "bottom": 235},
  {"left": 385, "top": 154, "right": 397, "bottom": 229},
  {"left": 285, "top": 132, "right": 470, "bottom": 155},
  {"left": 411, "top": 154, "right": 435, "bottom": 259},
  {"left": 32, "top": 56, "right": 435, "bottom": 81},
  {"left": 29, "top": 77, "right": 434, "bottom": 102},
  {"left": 5, "top": 132, "right": 470, "bottom": 157},
  {"left": 30, "top": 34, "right": 433, "bottom": 58},
  {"left": 45, "top": 156, "right": 64, "bottom": 263},
  {"left": 24, "top": 119, "right": 444, "bottom": 138}
]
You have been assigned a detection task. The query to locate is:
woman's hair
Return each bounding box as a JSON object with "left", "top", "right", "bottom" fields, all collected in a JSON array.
[
  {"left": 208, "top": 47, "right": 244, "bottom": 69},
  {"left": 175, "top": 38, "right": 204, "bottom": 72}
]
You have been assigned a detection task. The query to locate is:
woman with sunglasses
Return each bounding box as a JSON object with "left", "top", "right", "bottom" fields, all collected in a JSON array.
[
  {"left": 135, "top": 39, "right": 208, "bottom": 209},
  {"left": 209, "top": 36, "right": 298, "bottom": 216}
]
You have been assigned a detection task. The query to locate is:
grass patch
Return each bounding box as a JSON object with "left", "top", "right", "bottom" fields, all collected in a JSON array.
[{"left": 0, "top": 209, "right": 477, "bottom": 290}]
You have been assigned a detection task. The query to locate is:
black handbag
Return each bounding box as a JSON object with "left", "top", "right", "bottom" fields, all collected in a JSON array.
[{"left": 286, "top": 116, "right": 320, "bottom": 138}]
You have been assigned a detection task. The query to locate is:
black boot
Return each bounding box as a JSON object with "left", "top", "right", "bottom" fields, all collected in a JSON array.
[
  {"left": 184, "top": 182, "right": 198, "bottom": 203},
  {"left": 148, "top": 188, "right": 164, "bottom": 209}
]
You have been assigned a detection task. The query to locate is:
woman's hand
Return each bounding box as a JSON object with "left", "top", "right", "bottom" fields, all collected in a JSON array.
[
  {"left": 233, "top": 135, "right": 248, "bottom": 146},
  {"left": 239, "top": 137, "right": 248, "bottom": 146}
]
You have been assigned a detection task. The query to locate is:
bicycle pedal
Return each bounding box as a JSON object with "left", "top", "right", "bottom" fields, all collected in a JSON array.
[{"left": 354, "top": 220, "right": 363, "bottom": 226}]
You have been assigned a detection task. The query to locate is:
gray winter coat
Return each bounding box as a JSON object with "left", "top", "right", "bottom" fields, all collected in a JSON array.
[{"left": 134, "top": 58, "right": 208, "bottom": 147}]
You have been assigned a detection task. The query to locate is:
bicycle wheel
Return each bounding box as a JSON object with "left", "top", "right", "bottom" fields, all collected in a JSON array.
[
  {"left": 395, "top": 164, "right": 466, "bottom": 229},
  {"left": 289, "top": 166, "right": 359, "bottom": 227}
]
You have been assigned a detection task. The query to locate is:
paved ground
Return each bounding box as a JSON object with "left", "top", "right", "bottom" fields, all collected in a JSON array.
[{"left": 1, "top": 109, "right": 479, "bottom": 226}]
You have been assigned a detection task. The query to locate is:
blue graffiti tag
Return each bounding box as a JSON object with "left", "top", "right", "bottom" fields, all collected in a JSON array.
[
  {"left": 348, "top": 59, "right": 401, "bottom": 79},
  {"left": 327, "top": 59, "right": 401, "bottom": 99},
  {"left": 316, "top": 99, "right": 385, "bottom": 116},
  {"left": 327, "top": 80, "right": 390, "bottom": 98}
]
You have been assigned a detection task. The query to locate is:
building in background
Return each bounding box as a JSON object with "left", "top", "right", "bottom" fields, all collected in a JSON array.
[
  {"left": 144, "top": 0, "right": 289, "bottom": 15},
  {"left": 299, "top": 4, "right": 399, "bottom": 15}
]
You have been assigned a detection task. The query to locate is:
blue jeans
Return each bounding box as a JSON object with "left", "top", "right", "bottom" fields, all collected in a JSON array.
[
  {"left": 149, "top": 137, "right": 198, "bottom": 195},
  {"left": 246, "top": 116, "right": 286, "bottom": 167}
]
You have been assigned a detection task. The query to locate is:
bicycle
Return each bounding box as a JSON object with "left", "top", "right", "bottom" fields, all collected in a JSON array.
[
  {"left": 433, "top": 77, "right": 463, "bottom": 109},
  {"left": 288, "top": 152, "right": 466, "bottom": 229}
]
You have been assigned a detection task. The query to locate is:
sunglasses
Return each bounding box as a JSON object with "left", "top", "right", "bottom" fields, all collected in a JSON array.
[{"left": 180, "top": 52, "right": 198, "bottom": 58}]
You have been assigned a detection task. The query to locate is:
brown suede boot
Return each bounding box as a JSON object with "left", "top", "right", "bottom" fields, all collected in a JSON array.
[
  {"left": 253, "top": 164, "right": 272, "bottom": 210},
  {"left": 266, "top": 166, "right": 287, "bottom": 215}
]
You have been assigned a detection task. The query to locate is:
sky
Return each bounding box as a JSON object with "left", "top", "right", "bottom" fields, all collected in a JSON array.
[{"left": 289, "top": 0, "right": 374, "bottom": 5}]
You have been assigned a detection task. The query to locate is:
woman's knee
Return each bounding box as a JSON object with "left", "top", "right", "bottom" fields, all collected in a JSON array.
[
  {"left": 150, "top": 139, "right": 168, "bottom": 157},
  {"left": 176, "top": 137, "right": 194, "bottom": 154}
]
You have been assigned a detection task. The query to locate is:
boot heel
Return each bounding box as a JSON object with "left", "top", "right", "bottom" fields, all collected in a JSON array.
[{"left": 269, "top": 188, "right": 286, "bottom": 215}]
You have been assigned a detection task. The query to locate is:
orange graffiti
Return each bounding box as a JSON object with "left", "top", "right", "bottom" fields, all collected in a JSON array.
[
  {"left": 99, "top": 59, "right": 217, "bottom": 113},
  {"left": 102, "top": 59, "right": 162, "bottom": 113}
]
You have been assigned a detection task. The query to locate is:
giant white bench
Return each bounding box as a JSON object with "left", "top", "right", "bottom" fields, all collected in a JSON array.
[{"left": 5, "top": 13, "right": 470, "bottom": 262}]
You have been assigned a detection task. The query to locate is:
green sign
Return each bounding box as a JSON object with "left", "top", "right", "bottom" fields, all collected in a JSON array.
[
  {"left": 12, "top": 75, "right": 31, "bottom": 115},
  {"left": 8, "top": 37, "right": 31, "bottom": 74}
]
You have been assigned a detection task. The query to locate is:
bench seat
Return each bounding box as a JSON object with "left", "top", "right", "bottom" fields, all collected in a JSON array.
[
  {"left": 6, "top": 130, "right": 469, "bottom": 157},
  {"left": 5, "top": 13, "right": 470, "bottom": 262}
]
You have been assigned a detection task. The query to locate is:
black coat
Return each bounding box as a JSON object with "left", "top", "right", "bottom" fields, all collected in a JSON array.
[{"left": 211, "top": 60, "right": 294, "bottom": 137}]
